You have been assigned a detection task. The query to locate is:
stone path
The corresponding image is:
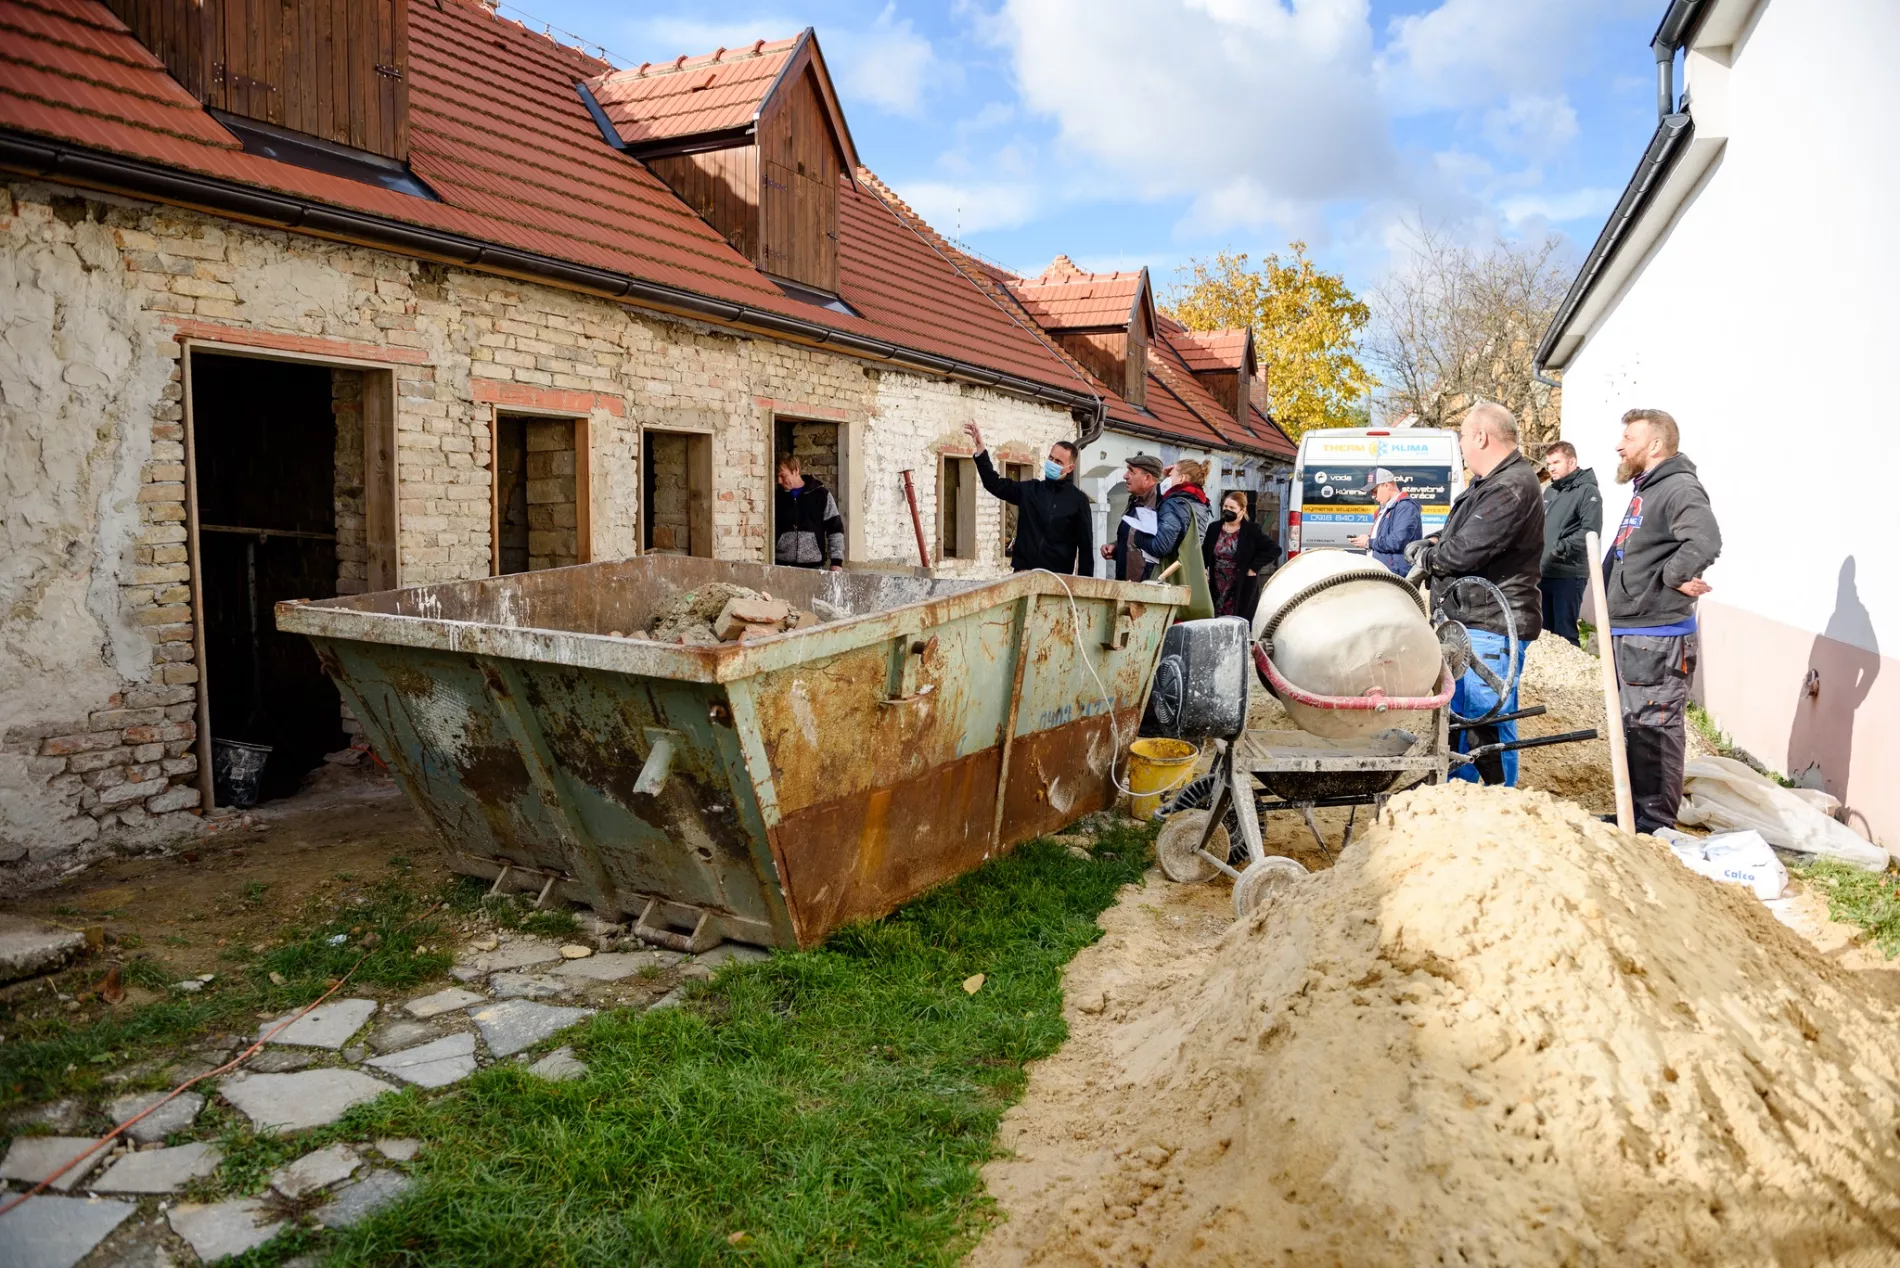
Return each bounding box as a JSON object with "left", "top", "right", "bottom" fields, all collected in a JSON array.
[
  {"left": 0, "top": 927, "right": 768, "bottom": 1265},
  {"left": 0, "top": 914, "right": 86, "bottom": 985}
]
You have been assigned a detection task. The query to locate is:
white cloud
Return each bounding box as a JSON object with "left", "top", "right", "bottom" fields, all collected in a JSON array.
[
  {"left": 1481, "top": 94, "right": 1579, "bottom": 156},
  {"left": 898, "top": 180, "right": 1040, "bottom": 236},
  {"left": 1499, "top": 187, "right": 1616, "bottom": 226},
  {"left": 995, "top": 0, "right": 1398, "bottom": 235},
  {"left": 829, "top": 6, "right": 938, "bottom": 117},
  {"left": 1375, "top": 0, "right": 1596, "bottom": 113}
]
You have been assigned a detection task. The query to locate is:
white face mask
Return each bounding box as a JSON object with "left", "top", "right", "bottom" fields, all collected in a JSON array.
[{"left": 1160, "top": 476, "right": 1178, "bottom": 493}]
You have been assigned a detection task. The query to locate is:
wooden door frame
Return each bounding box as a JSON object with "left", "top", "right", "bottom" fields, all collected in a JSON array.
[{"left": 180, "top": 340, "right": 401, "bottom": 810}]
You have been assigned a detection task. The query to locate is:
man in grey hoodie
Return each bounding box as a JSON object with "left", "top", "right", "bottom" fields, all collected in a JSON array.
[{"left": 1603, "top": 408, "right": 1722, "bottom": 833}]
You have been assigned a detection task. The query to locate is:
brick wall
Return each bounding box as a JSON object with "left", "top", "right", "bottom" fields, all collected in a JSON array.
[
  {"left": 0, "top": 178, "right": 1082, "bottom": 884},
  {"left": 646, "top": 431, "right": 691, "bottom": 554},
  {"left": 524, "top": 420, "right": 579, "bottom": 569}
]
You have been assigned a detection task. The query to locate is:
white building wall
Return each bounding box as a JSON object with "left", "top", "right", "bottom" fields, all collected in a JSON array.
[{"left": 1558, "top": 0, "right": 1899, "bottom": 842}]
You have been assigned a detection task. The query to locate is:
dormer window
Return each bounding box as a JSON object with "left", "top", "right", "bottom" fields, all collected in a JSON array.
[
  {"left": 1006, "top": 259, "right": 1156, "bottom": 408},
  {"left": 580, "top": 29, "right": 859, "bottom": 297}
]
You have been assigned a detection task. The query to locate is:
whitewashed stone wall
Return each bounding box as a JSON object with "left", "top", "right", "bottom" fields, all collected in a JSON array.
[{"left": 0, "top": 179, "right": 1081, "bottom": 884}]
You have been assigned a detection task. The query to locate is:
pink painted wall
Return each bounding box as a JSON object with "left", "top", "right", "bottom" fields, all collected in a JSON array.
[{"left": 1697, "top": 599, "right": 1895, "bottom": 849}]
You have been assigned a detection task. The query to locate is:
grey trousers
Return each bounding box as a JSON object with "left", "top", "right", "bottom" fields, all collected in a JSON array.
[{"left": 1614, "top": 631, "right": 1699, "bottom": 834}]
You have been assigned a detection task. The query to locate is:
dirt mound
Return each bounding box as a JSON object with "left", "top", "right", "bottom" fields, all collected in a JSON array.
[
  {"left": 1515, "top": 634, "right": 1713, "bottom": 813},
  {"left": 973, "top": 783, "right": 1900, "bottom": 1267},
  {"left": 642, "top": 582, "right": 767, "bottom": 645}
]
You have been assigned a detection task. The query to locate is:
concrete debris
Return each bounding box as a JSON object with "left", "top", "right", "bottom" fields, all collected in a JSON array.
[
  {"left": 168, "top": 1199, "right": 284, "bottom": 1262},
  {"left": 0, "top": 915, "right": 87, "bottom": 985},
  {"left": 270, "top": 1143, "right": 362, "bottom": 1200},
  {"left": 450, "top": 939, "right": 563, "bottom": 982},
  {"left": 527, "top": 1046, "right": 588, "bottom": 1082},
  {"left": 374, "top": 1138, "right": 421, "bottom": 1162},
  {"left": 467, "top": 999, "right": 594, "bottom": 1058},
  {"left": 558, "top": 943, "right": 592, "bottom": 960},
  {"left": 364, "top": 1033, "right": 478, "bottom": 1088},
  {"left": 91, "top": 1141, "right": 221, "bottom": 1194},
  {"left": 258, "top": 998, "right": 378, "bottom": 1050},
  {"left": 403, "top": 986, "right": 486, "bottom": 1019},
  {"left": 552, "top": 950, "right": 672, "bottom": 981},
  {"left": 488, "top": 971, "right": 572, "bottom": 1000},
  {"left": 0, "top": 1195, "right": 136, "bottom": 1268},
  {"left": 644, "top": 581, "right": 768, "bottom": 645},
  {"left": 694, "top": 944, "right": 769, "bottom": 968},
  {"left": 0, "top": 1136, "right": 106, "bottom": 1192},
  {"left": 220, "top": 1068, "right": 393, "bottom": 1132},
  {"left": 105, "top": 1090, "right": 204, "bottom": 1144},
  {"left": 314, "top": 1170, "right": 413, "bottom": 1229}
]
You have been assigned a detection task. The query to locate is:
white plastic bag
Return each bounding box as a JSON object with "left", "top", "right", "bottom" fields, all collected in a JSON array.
[
  {"left": 1653, "top": 827, "right": 1789, "bottom": 900},
  {"left": 1677, "top": 756, "right": 1889, "bottom": 872}
]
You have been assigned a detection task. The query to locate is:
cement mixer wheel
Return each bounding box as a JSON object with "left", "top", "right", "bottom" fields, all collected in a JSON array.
[
  {"left": 1233, "top": 856, "right": 1308, "bottom": 919},
  {"left": 1157, "top": 810, "right": 1225, "bottom": 884}
]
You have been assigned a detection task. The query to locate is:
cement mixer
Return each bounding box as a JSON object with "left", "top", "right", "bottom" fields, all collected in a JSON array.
[{"left": 1148, "top": 548, "right": 1598, "bottom": 918}]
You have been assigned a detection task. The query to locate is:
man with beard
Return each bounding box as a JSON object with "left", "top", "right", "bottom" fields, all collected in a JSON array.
[
  {"left": 1604, "top": 408, "right": 1722, "bottom": 834},
  {"left": 1101, "top": 454, "right": 1164, "bottom": 581}
]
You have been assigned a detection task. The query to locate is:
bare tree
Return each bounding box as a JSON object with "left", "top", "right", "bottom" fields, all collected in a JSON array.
[{"left": 1367, "top": 221, "right": 1573, "bottom": 454}]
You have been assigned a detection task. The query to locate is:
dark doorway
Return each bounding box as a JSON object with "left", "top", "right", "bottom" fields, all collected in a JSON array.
[
  {"left": 642, "top": 429, "right": 712, "bottom": 557},
  {"left": 773, "top": 418, "right": 842, "bottom": 562},
  {"left": 192, "top": 353, "right": 346, "bottom": 802}
]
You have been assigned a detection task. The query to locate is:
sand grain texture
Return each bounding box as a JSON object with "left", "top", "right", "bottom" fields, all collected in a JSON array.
[{"left": 973, "top": 784, "right": 1900, "bottom": 1267}]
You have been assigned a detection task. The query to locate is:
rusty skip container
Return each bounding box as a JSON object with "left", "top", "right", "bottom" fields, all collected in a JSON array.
[{"left": 276, "top": 557, "right": 1185, "bottom": 951}]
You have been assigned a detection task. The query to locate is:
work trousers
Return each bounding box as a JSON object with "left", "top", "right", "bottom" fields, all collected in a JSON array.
[
  {"left": 1540, "top": 577, "right": 1586, "bottom": 646},
  {"left": 1614, "top": 631, "right": 1698, "bottom": 834},
  {"left": 1450, "top": 628, "right": 1529, "bottom": 787}
]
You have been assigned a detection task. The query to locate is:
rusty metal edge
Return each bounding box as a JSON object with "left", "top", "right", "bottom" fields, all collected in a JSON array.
[{"left": 276, "top": 572, "right": 1188, "bottom": 686}]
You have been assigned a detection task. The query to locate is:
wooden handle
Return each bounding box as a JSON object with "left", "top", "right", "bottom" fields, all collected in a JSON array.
[
  {"left": 1154, "top": 560, "right": 1183, "bottom": 582},
  {"left": 1586, "top": 531, "right": 1636, "bottom": 835}
]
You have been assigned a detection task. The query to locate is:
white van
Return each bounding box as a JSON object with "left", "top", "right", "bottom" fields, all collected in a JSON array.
[{"left": 1287, "top": 427, "right": 1464, "bottom": 557}]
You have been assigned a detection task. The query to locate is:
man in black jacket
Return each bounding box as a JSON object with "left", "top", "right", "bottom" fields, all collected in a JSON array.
[
  {"left": 1604, "top": 407, "right": 1722, "bottom": 834},
  {"left": 1539, "top": 441, "right": 1602, "bottom": 645},
  {"left": 1416, "top": 402, "right": 1545, "bottom": 786},
  {"left": 963, "top": 422, "right": 1093, "bottom": 574}
]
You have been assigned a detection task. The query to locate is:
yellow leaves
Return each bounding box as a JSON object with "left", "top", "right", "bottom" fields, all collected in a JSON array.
[
  {"left": 1165, "top": 245, "right": 1375, "bottom": 441},
  {"left": 962, "top": 973, "right": 986, "bottom": 994}
]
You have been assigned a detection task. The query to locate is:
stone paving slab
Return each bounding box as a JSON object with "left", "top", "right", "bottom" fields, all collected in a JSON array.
[
  {"left": 374, "top": 1137, "right": 421, "bottom": 1162},
  {"left": 450, "top": 939, "right": 563, "bottom": 982},
  {"left": 489, "top": 971, "right": 572, "bottom": 1000},
  {"left": 220, "top": 1069, "right": 393, "bottom": 1132},
  {"left": 246, "top": 1048, "right": 317, "bottom": 1073},
  {"left": 365, "top": 1033, "right": 477, "bottom": 1089},
  {"left": 0, "top": 914, "right": 86, "bottom": 985},
  {"left": 403, "top": 986, "right": 485, "bottom": 1019},
  {"left": 1, "top": 1135, "right": 106, "bottom": 1192},
  {"left": 368, "top": 1018, "right": 444, "bottom": 1053},
  {"left": 468, "top": 999, "right": 595, "bottom": 1058},
  {"left": 528, "top": 1047, "right": 588, "bottom": 1082},
  {"left": 0, "top": 1194, "right": 135, "bottom": 1268},
  {"left": 92, "top": 1141, "right": 221, "bottom": 1194},
  {"left": 258, "top": 998, "right": 378, "bottom": 1049},
  {"left": 551, "top": 950, "right": 674, "bottom": 982},
  {"left": 314, "top": 1170, "right": 413, "bottom": 1229},
  {"left": 271, "top": 1143, "right": 362, "bottom": 1200},
  {"left": 695, "top": 944, "right": 771, "bottom": 968},
  {"left": 168, "top": 1198, "right": 283, "bottom": 1262},
  {"left": 106, "top": 1090, "right": 204, "bottom": 1144}
]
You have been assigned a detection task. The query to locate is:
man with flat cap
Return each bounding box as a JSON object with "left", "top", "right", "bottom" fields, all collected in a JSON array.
[
  {"left": 1101, "top": 453, "right": 1164, "bottom": 581},
  {"left": 1348, "top": 466, "right": 1421, "bottom": 575}
]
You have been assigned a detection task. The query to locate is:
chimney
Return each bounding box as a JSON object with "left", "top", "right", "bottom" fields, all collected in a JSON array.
[{"left": 106, "top": 0, "right": 411, "bottom": 161}]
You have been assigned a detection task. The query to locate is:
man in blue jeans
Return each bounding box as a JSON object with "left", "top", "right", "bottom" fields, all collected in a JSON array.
[{"left": 1413, "top": 403, "right": 1546, "bottom": 785}]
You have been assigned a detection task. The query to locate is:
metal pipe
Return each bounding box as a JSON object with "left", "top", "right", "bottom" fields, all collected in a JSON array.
[
  {"left": 899, "top": 469, "right": 931, "bottom": 569},
  {"left": 1655, "top": 46, "right": 1675, "bottom": 121}
]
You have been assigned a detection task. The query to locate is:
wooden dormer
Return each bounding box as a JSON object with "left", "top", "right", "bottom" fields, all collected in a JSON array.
[
  {"left": 1170, "top": 327, "right": 1258, "bottom": 428},
  {"left": 582, "top": 30, "right": 858, "bottom": 296},
  {"left": 1005, "top": 260, "right": 1155, "bottom": 408}
]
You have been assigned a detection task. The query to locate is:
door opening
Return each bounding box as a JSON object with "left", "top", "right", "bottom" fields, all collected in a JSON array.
[
  {"left": 190, "top": 353, "right": 347, "bottom": 803},
  {"left": 492, "top": 414, "right": 584, "bottom": 573},
  {"left": 642, "top": 429, "right": 713, "bottom": 557}
]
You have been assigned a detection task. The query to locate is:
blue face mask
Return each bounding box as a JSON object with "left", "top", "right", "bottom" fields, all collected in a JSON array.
[{"left": 1043, "top": 459, "right": 1065, "bottom": 481}]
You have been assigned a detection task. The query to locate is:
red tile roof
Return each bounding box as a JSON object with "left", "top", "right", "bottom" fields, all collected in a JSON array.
[
  {"left": 1169, "top": 327, "right": 1251, "bottom": 374},
  {"left": 586, "top": 36, "right": 797, "bottom": 149},
  {"left": 0, "top": 0, "right": 1094, "bottom": 404},
  {"left": 1007, "top": 257, "right": 1149, "bottom": 331}
]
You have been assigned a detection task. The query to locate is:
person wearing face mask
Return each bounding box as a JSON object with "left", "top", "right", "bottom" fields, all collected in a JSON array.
[
  {"left": 1131, "top": 458, "right": 1215, "bottom": 619},
  {"left": 1201, "top": 489, "right": 1279, "bottom": 620},
  {"left": 963, "top": 422, "right": 1093, "bottom": 574}
]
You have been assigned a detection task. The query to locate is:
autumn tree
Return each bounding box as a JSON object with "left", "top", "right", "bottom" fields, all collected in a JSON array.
[
  {"left": 1366, "top": 223, "right": 1571, "bottom": 452},
  {"left": 1166, "top": 246, "right": 1374, "bottom": 440}
]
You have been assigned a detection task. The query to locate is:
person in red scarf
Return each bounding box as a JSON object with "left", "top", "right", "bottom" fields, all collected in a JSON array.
[{"left": 1130, "top": 458, "right": 1215, "bottom": 619}]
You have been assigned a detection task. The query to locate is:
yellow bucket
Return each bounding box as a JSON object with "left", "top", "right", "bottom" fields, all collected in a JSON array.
[{"left": 1127, "top": 737, "right": 1198, "bottom": 820}]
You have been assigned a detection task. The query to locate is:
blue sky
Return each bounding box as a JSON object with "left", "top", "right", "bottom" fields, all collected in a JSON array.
[{"left": 501, "top": 0, "right": 1665, "bottom": 298}]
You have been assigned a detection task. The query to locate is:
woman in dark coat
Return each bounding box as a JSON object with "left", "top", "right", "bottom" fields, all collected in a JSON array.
[{"left": 1202, "top": 490, "right": 1281, "bottom": 621}]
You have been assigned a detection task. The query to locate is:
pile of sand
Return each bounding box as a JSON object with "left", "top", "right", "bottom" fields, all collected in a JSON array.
[
  {"left": 642, "top": 582, "right": 768, "bottom": 645},
  {"left": 973, "top": 783, "right": 1900, "bottom": 1267}
]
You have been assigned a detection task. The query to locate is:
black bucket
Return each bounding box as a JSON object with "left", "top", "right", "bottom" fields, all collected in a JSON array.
[{"left": 211, "top": 738, "right": 272, "bottom": 808}]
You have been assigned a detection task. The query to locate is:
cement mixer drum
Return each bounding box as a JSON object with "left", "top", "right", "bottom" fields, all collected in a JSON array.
[{"left": 1252, "top": 550, "right": 1443, "bottom": 738}]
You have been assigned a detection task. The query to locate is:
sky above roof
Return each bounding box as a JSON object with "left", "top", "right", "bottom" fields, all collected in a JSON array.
[{"left": 497, "top": 0, "right": 1660, "bottom": 299}]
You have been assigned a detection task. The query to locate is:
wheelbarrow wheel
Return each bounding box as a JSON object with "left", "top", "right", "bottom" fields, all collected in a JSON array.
[
  {"left": 1157, "top": 810, "right": 1225, "bottom": 884},
  {"left": 1233, "top": 856, "right": 1307, "bottom": 919},
  {"left": 1160, "top": 774, "right": 1248, "bottom": 867}
]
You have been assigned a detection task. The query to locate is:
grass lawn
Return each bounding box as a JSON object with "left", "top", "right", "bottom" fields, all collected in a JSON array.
[{"left": 3, "top": 822, "right": 1151, "bottom": 1266}]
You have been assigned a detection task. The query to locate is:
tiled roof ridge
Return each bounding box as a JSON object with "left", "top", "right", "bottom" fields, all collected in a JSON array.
[
  {"left": 446, "top": 0, "right": 612, "bottom": 76},
  {"left": 612, "top": 35, "right": 797, "bottom": 81},
  {"left": 854, "top": 167, "right": 1105, "bottom": 406}
]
